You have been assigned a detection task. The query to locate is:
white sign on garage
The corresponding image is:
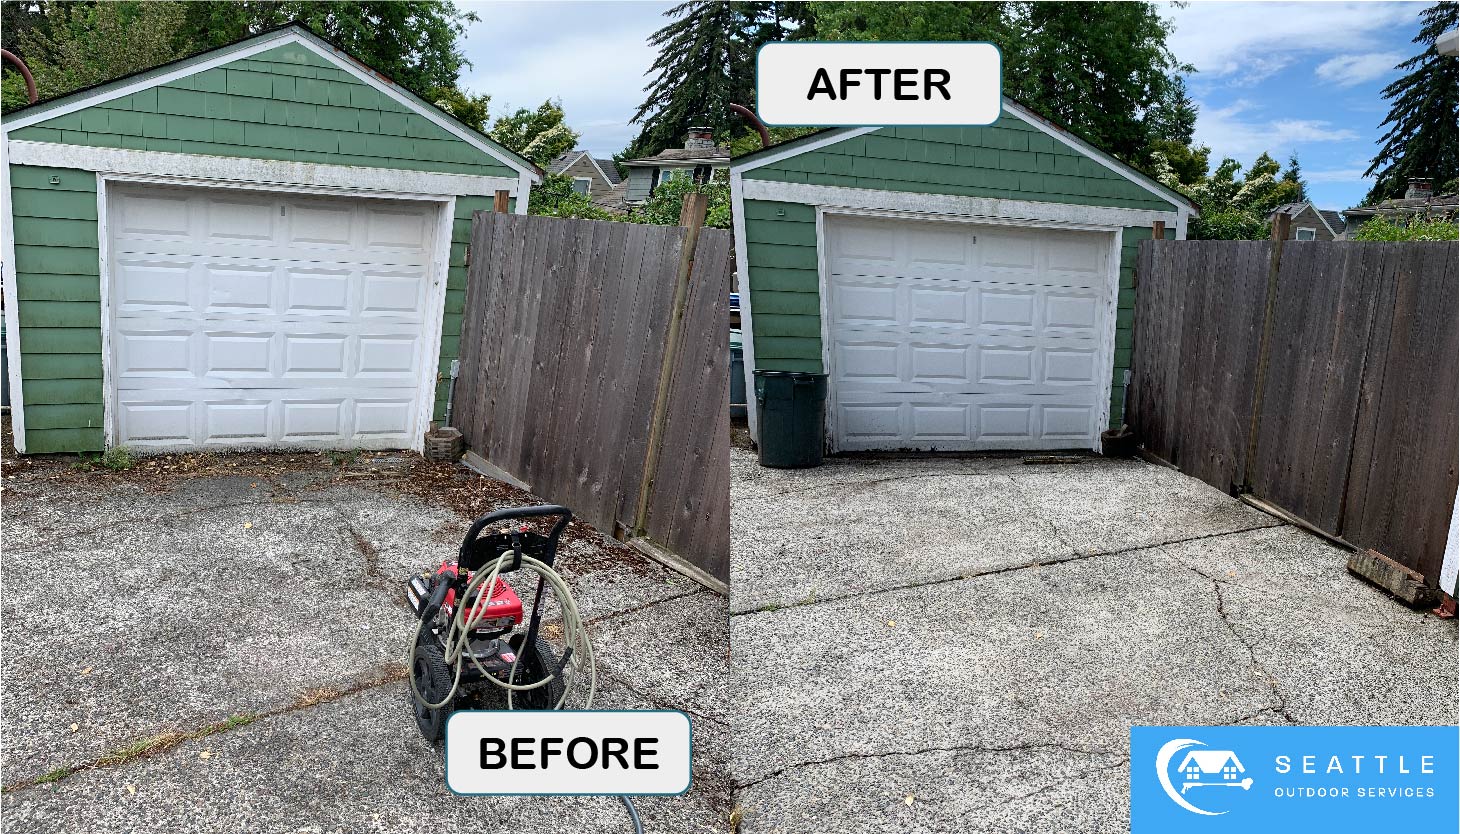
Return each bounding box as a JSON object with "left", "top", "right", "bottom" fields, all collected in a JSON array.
[
  {"left": 824, "top": 213, "right": 1117, "bottom": 452},
  {"left": 104, "top": 182, "right": 446, "bottom": 451}
]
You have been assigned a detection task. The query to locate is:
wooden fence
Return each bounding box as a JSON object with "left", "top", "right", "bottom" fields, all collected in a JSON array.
[
  {"left": 452, "top": 206, "right": 731, "bottom": 587},
  {"left": 1129, "top": 239, "right": 1457, "bottom": 588}
]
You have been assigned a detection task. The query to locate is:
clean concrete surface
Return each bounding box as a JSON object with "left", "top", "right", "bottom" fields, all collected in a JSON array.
[
  {"left": 729, "top": 449, "right": 1458, "bottom": 834},
  {"left": 1, "top": 455, "right": 728, "bottom": 834}
]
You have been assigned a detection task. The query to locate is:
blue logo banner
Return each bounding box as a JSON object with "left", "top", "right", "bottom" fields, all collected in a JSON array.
[{"left": 1131, "top": 726, "right": 1459, "bottom": 832}]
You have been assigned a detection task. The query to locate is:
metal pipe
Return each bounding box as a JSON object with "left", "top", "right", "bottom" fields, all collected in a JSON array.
[
  {"left": 729, "top": 103, "right": 770, "bottom": 149},
  {"left": 1, "top": 49, "right": 37, "bottom": 104}
]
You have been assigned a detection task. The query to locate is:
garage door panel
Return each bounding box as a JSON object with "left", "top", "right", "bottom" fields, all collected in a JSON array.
[
  {"left": 108, "top": 184, "right": 435, "bottom": 450},
  {"left": 828, "top": 215, "right": 1112, "bottom": 451}
]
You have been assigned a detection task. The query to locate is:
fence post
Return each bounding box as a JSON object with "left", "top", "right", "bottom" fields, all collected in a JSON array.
[
  {"left": 631, "top": 192, "right": 710, "bottom": 539},
  {"left": 1152, "top": 219, "right": 1165, "bottom": 242},
  {"left": 1240, "top": 213, "right": 1292, "bottom": 488},
  {"left": 493, "top": 189, "right": 511, "bottom": 213}
]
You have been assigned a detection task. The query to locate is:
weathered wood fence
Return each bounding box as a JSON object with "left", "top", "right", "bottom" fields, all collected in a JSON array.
[
  {"left": 452, "top": 205, "right": 731, "bottom": 587},
  {"left": 1129, "top": 239, "right": 1457, "bottom": 588}
]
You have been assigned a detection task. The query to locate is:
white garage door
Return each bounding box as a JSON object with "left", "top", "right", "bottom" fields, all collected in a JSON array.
[
  {"left": 107, "top": 184, "right": 440, "bottom": 450},
  {"left": 826, "top": 214, "right": 1114, "bottom": 452}
]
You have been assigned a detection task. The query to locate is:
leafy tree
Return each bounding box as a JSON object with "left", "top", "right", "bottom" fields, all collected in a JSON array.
[
  {"left": 489, "top": 99, "right": 580, "bottom": 166},
  {"left": 812, "top": 2, "right": 1189, "bottom": 162},
  {"left": 727, "top": 125, "right": 823, "bottom": 156},
  {"left": 529, "top": 174, "right": 615, "bottom": 221},
  {"left": 1280, "top": 153, "right": 1308, "bottom": 202},
  {"left": 627, "top": 1, "right": 810, "bottom": 159},
  {"left": 3, "top": 2, "right": 192, "bottom": 108},
  {"left": 1364, "top": 1, "right": 1458, "bottom": 202},
  {"left": 1349, "top": 214, "right": 1458, "bottom": 241},
  {"left": 630, "top": 173, "right": 732, "bottom": 229},
  {"left": 432, "top": 86, "right": 492, "bottom": 133},
  {"left": 1168, "top": 152, "right": 1305, "bottom": 240}
]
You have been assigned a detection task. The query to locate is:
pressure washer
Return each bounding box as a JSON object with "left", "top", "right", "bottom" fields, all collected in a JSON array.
[{"left": 405, "top": 504, "right": 642, "bottom": 833}]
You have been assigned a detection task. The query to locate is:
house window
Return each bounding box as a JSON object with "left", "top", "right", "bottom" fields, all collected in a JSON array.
[
  {"left": 572, "top": 177, "right": 592, "bottom": 195},
  {"left": 1296, "top": 227, "right": 1316, "bottom": 240}
]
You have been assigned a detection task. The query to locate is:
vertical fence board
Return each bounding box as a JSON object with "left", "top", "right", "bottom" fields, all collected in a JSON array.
[
  {"left": 1128, "top": 239, "right": 1456, "bottom": 586},
  {"left": 453, "top": 213, "right": 728, "bottom": 583}
]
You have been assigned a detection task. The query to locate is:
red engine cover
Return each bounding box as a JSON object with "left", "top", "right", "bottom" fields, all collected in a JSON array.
[{"left": 436, "top": 562, "right": 524, "bottom": 628}]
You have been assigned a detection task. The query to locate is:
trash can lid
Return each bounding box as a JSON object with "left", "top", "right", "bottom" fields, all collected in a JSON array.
[
  {"left": 752, "top": 369, "right": 828, "bottom": 379},
  {"left": 729, "top": 329, "right": 742, "bottom": 348}
]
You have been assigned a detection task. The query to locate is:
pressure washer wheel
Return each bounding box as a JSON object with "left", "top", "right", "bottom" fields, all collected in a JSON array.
[
  {"left": 508, "top": 632, "right": 566, "bottom": 710},
  {"left": 411, "top": 633, "right": 454, "bottom": 742}
]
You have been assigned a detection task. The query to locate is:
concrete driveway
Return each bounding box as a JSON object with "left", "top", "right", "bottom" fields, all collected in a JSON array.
[
  {"left": 1, "top": 447, "right": 728, "bottom": 834},
  {"left": 729, "top": 449, "right": 1458, "bottom": 833}
]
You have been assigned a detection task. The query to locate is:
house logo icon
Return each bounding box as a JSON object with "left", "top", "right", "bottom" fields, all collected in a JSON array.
[{"left": 1155, "top": 738, "right": 1254, "bottom": 815}]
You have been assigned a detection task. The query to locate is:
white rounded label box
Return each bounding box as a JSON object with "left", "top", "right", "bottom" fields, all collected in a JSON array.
[
  {"left": 444, "top": 710, "right": 692, "bottom": 796},
  {"left": 757, "top": 42, "right": 1002, "bottom": 126}
]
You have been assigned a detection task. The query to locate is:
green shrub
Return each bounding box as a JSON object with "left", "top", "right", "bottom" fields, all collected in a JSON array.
[
  {"left": 1348, "top": 215, "right": 1459, "bottom": 241},
  {"left": 528, "top": 174, "right": 616, "bottom": 221},
  {"left": 99, "top": 446, "right": 135, "bottom": 471},
  {"left": 629, "top": 174, "right": 731, "bottom": 229}
]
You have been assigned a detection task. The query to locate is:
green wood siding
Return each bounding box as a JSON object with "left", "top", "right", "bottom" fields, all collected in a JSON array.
[
  {"left": 741, "top": 121, "right": 1183, "bottom": 429},
  {"left": 7, "top": 43, "right": 520, "bottom": 452},
  {"left": 10, "top": 44, "right": 515, "bottom": 178}
]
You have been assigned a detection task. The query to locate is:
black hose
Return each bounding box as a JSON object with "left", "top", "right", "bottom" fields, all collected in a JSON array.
[{"left": 619, "top": 795, "right": 643, "bottom": 834}]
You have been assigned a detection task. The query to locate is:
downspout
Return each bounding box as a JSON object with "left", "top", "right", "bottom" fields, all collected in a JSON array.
[
  {"left": 1, "top": 50, "right": 38, "bottom": 104},
  {"left": 729, "top": 103, "right": 769, "bottom": 149}
]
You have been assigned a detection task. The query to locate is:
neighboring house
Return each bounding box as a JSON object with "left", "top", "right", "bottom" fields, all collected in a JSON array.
[
  {"left": 546, "top": 148, "right": 621, "bottom": 200},
  {"left": 1342, "top": 179, "right": 1458, "bottom": 236},
  {"left": 731, "top": 103, "right": 1198, "bottom": 454},
  {"left": 623, "top": 127, "right": 730, "bottom": 205},
  {"left": 1, "top": 24, "right": 542, "bottom": 455},
  {"left": 1267, "top": 201, "right": 1345, "bottom": 240}
]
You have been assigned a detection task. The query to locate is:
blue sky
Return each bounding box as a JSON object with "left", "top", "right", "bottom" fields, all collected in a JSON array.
[{"left": 458, "top": 1, "right": 1434, "bottom": 210}]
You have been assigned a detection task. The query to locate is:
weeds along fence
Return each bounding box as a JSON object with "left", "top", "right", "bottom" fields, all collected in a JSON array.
[
  {"left": 1128, "top": 238, "right": 1457, "bottom": 588},
  {"left": 451, "top": 203, "right": 731, "bottom": 588}
]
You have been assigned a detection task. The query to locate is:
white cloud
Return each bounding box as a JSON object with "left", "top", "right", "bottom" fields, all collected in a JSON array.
[
  {"left": 1194, "top": 99, "right": 1359, "bottom": 157},
  {"left": 1166, "top": 2, "right": 1423, "bottom": 84},
  {"left": 1314, "top": 52, "right": 1406, "bottom": 87},
  {"left": 1304, "top": 167, "right": 1372, "bottom": 183}
]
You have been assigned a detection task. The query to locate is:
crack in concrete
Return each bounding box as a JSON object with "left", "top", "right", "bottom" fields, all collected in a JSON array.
[
  {"left": 1184, "top": 563, "right": 1299, "bottom": 725},
  {"left": 731, "top": 522, "right": 1285, "bottom": 617},
  {"left": 961, "top": 756, "right": 1131, "bottom": 815},
  {"left": 996, "top": 471, "right": 1079, "bottom": 557},
  {"left": 734, "top": 741, "right": 1124, "bottom": 793},
  {"left": 3, "top": 495, "right": 319, "bottom": 555},
  {"left": 731, "top": 469, "right": 1001, "bottom": 504},
  {"left": 582, "top": 588, "right": 714, "bottom": 628}
]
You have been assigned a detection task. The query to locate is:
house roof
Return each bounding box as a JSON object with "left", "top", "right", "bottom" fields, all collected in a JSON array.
[
  {"left": 547, "top": 150, "right": 622, "bottom": 184},
  {"left": 591, "top": 179, "right": 629, "bottom": 212},
  {"left": 1268, "top": 202, "right": 1345, "bottom": 236},
  {"left": 1, "top": 22, "right": 543, "bottom": 179},
  {"left": 1344, "top": 193, "right": 1459, "bottom": 218},
  {"left": 731, "top": 98, "right": 1198, "bottom": 215},
  {"left": 624, "top": 146, "right": 731, "bottom": 166},
  {"left": 1178, "top": 750, "right": 1244, "bottom": 773}
]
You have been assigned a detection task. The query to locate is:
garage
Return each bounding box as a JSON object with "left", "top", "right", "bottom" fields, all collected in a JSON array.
[
  {"left": 107, "top": 184, "right": 440, "bottom": 450},
  {"left": 730, "top": 106, "right": 1198, "bottom": 454},
  {"left": 825, "top": 214, "right": 1114, "bottom": 451},
  {"left": 2, "top": 24, "right": 542, "bottom": 454}
]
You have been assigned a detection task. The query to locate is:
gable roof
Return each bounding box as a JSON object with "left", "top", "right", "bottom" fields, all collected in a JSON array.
[
  {"left": 2, "top": 23, "right": 542, "bottom": 180},
  {"left": 1177, "top": 750, "right": 1244, "bottom": 774},
  {"left": 732, "top": 98, "right": 1196, "bottom": 215},
  {"left": 548, "top": 150, "right": 620, "bottom": 184},
  {"left": 1268, "top": 201, "right": 1343, "bottom": 236}
]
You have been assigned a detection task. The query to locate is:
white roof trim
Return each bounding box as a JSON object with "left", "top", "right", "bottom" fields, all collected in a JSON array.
[
  {"left": 2, "top": 27, "right": 540, "bottom": 182},
  {"left": 1272, "top": 201, "right": 1338, "bottom": 237},
  {"left": 731, "top": 101, "right": 1193, "bottom": 214}
]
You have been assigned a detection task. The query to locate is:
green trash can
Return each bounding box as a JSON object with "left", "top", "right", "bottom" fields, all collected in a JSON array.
[
  {"left": 729, "top": 330, "right": 746, "bottom": 418},
  {"left": 754, "top": 370, "right": 828, "bottom": 469}
]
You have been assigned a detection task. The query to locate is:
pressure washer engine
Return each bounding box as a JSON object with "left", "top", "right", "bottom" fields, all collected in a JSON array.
[{"left": 406, "top": 505, "right": 596, "bottom": 738}]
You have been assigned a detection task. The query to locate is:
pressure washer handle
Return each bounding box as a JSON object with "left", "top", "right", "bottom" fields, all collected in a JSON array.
[
  {"left": 420, "top": 576, "right": 452, "bottom": 623},
  {"left": 458, "top": 505, "right": 574, "bottom": 561}
]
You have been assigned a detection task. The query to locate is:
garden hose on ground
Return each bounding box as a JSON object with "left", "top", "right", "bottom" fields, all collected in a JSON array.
[{"left": 408, "top": 551, "right": 641, "bottom": 832}]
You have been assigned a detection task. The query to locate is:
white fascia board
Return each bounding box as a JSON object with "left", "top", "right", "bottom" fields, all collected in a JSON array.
[
  {"left": 739, "top": 178, "right": 1180, "bottom": 229},
  {"left": 0, "top": 138, "right": 25, "bottom": 452},
  {"left": 728, "top": 171, "right": 759, "bottom": 442},
  {"left": 2, "top": 28, "right": 541, "bottom": 184},
  {"left": 7, "top": 141, "right": 522, "bottom": 197},
  {"left": 731, "top": 128, "right": 879, "bottom": 174},
  {"left": 579, "top": 153, "right": 617, "bottom": 188},
  {"left": 516, "top": 171, "right": 533, "bottom": 214}
]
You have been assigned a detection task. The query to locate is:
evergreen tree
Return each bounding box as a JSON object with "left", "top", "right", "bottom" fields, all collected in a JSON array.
[
  {"left": 1281, "top": 154, "right": 1308, "bottom": 202},
  {"left": 1364, "top": 2, "right": 1458, "bottom": 202}
]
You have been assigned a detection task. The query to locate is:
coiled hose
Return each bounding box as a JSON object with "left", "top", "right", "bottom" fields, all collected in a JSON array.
[{"left": 407, "top": 551, "right": 640, "bottom": 833}]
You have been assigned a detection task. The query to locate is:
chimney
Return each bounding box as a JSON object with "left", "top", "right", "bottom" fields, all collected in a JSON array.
[
  {"left": 1405, "top": 178, "right": 1433, "bottom": 200},
  {"left": 684, "top": 126, "right": 715, "bottom": 150}
]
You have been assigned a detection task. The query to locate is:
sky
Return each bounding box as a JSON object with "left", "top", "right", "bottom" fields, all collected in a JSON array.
[{"left": 457, "top": 1, "right": 1435, "bottom": 210}]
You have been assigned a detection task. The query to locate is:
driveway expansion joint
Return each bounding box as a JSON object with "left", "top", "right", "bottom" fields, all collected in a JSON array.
[
  {"left": 733, "top": 741, "right": 1126, "bottom": 794},
  {"left": 731, "top": 521, "right": 1287, "bottom": 617},
  {"left": 732, "top": 470, "right": 999, "bottom": 504}
]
